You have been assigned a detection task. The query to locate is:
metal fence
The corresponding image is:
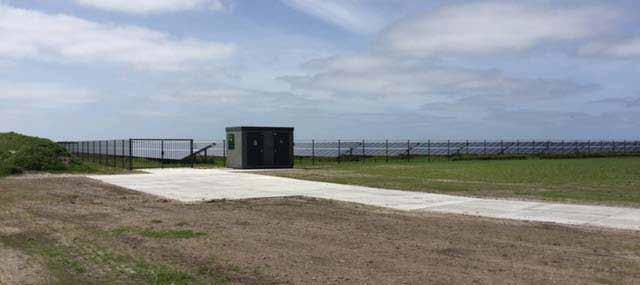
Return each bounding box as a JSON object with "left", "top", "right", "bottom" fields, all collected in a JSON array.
[
  {"left": 58, "top": 139, "right": 225, "bottom": 170},
  {"left": 59, "top": 139, "right": 640, "bottom": 169}
]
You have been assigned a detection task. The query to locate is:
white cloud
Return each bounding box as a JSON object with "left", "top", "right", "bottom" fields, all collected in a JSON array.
[
  {"left": 487, "top": 109, "right": 636, "bottom": 130},
  {"left": 579, "top": 38, "right": 640, "bottom": 58},
  {"left": 281, "top": 0, "right": 385, "bottom": 34},
  {"left": 73, "top": 0, "right": 231, "bottom": 14},
  {"left": 379, "top": 2, "right": 619, "bottom": 56},
  {"left": 0, "top": 83, "right": 99, "bottom": 108},
  {"left": 160, "top": 88, "right": 253, "bottom": 104},
  {"left": 0, "top": 5, "right": 235, "bottom": 70},
  {"left": 281, "top": 55, "right": 595, "bottom": 103},
  {"left": 590, "top": 96, "right": 640, "bottom": 108}
]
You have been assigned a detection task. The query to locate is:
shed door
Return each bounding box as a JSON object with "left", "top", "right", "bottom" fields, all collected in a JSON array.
[
  {"left": 246, "top": 133, "right": 264, "bottom": 167},
  {"left": 273, "top": 132, "right": 290, "bottom": 166}
]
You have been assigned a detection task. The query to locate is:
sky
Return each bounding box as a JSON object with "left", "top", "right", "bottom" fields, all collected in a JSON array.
[{"left": 1, "top": 0, "right": 639, "bottom": 140}]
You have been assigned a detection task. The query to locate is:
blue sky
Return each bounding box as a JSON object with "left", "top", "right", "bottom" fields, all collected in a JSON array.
[{"left": 1, "top": 0, "right": 639, "bottom": 140}]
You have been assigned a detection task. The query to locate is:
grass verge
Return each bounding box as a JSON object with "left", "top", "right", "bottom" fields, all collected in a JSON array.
[{"left": 273, "top": 157, "right": 640, "bottom": 206}]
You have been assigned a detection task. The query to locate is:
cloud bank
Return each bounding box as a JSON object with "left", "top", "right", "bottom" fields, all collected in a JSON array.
[
  {"left": 0, "top": 4, "right": 235, "bottom": 70},
  {"left": 380, "top": 2, "right": 619, "bottom": 56},
  {"left": 73, "top": 0, "right": 230, "bottom": 14},
  {"left": 281, "top": 0, "right": 385, "bottom": 34}
]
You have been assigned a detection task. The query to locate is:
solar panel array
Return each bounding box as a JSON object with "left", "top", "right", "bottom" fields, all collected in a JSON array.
[{"left": 293, "top": 140, "right": 640, "bottom": 157}]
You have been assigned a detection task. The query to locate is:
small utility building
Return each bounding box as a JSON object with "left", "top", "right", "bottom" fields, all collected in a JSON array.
[{"left": 225, "top": 126, "right": 294, "bottom": 169}]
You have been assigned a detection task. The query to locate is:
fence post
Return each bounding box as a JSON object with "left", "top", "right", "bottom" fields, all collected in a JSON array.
[
  {"left": 612, "top": 140, "right": 616, "bottom": 153},
  {"left": 161, "top": 140, "right": 165, "bottom": 169},
  {"left": 113, "top": 140, "right": 116, "bottom": 167},
  {"left": 385, "top": 140, "right": 389, "bottom": 163},
  {"left": 466, "top": 140, "right": 469, "bottom": 155},
  {"left": 190, "top": 139, "right": 194, "bottom": 168},
  {"left": 532, "top": 140, "right": 535, "bottom": 155},
  {"left": 128, "top": 139, "right": 133, "bottom": 170},
  {"left": 338, "top": 139, "right": 341, "bottom": 164},
  {"left": 223, "top": 139, "right": 226, "bottom": 167},
  {"left": 600, "top": 140, "right": 603, "bottom": 153},
  {"left": 427, "top": 139, "right": 431, "bottom": 162},
  {"left": 121, "top": 140, "right": 125, "bottom": 168},
  {"left": 500, "top": 140, "right": 504, "bottom": 155},
  {"left": 312, "top": 139, "right": 315, "bottom": 165},
  {"left": 362, "top": 139, "right": 365, "bottom": 163},
  {"left": 546, "top": 141, "right": 550, "bottom": 155},
  {"left": 107, "top": 140, "right": 110, "bottom": 166}
]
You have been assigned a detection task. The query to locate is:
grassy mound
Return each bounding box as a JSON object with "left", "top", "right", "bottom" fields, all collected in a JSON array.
[{"left": 0, "top": 132, "right": 86, "bottom": 176}]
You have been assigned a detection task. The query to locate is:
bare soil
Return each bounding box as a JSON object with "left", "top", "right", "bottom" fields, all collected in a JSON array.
[{"left": 1, "top": 176, "right": 640, "bottom": 284}]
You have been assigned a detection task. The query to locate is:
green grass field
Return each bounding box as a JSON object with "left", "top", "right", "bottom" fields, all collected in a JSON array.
[{"left": 273, "top": 157, "right": 640, "bottom": 206}]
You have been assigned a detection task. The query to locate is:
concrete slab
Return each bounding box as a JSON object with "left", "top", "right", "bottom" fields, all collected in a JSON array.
[{"left": 88, "top": 168, "right": 640, "bottom": 231}]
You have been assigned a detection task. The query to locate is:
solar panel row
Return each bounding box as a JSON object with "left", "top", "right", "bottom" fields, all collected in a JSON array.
[
  {"left": 60, "top": 140, "right": 640, "bottom": 160},
  {"left": 292, "top": 141, "right": 640, "bottom": 157}
]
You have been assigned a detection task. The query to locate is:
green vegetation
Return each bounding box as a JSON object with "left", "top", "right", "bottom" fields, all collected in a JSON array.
[
  {"left": 107, "top": 228, "right": 207, "bottom": 239},
  {"left": 127, "top": 156, "right": 226, "bottom": 169},
  {"left": 0, "top": 132, "right": 74, "bottom": 174},
  {"left": 276, "top": 157, "right": 640, "bottom": 206},
  {"left": 141, "top": 230, "right": 207, "bottom": 239},
  {"left": 0, "top": 233, "right": 86, "bottom": 283},
  {"left": 0, "top": 232, "right": 200, "bottom": 284},
  {"left": 0, "top": 132, "right": 127, "bottom": 177},
  {"left": 0, "top": 178, "right": 254, "bottom": 284}
]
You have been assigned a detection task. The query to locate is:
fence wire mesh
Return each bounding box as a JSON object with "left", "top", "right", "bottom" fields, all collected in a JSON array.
[{"left": 59, "top": 139, "right": 640, "bottom": 169}]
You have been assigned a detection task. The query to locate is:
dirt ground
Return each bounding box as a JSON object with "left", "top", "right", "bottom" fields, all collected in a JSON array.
[
  {"left": 0, "top": 245, "right": 49, "bottom": 285},
  {"left": 1, "top": 176, "right": 640, "bottom": 284}
]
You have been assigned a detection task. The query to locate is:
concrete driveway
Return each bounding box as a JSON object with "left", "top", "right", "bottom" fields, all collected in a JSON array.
[{"left": 89, "top": 168, "right": 640, "bottom": 231}]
